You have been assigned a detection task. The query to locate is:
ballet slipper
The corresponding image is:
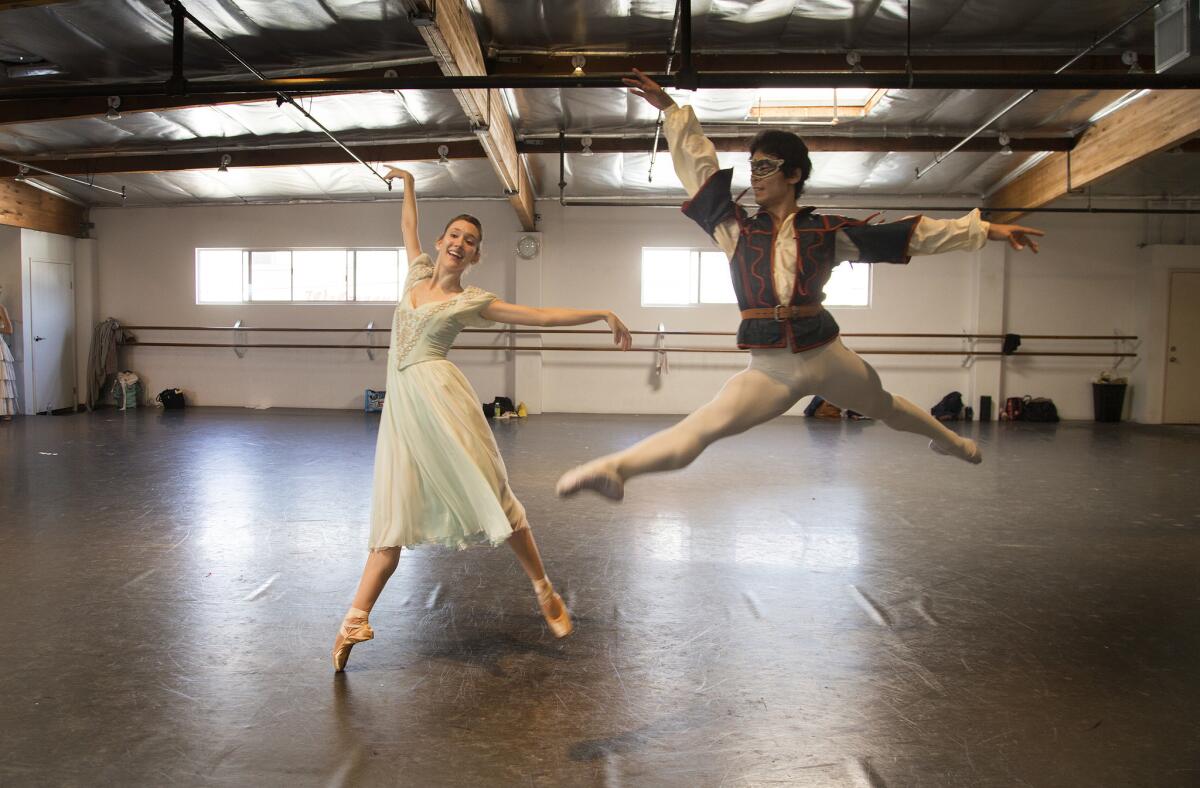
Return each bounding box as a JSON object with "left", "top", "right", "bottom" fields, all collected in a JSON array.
[
  {"left": 535, "top": 580, "right": 573, "bottom": 639},
  {"left": 555, "top": 462, "right": 624, "bottom": 500},
  {"left": 332, "top": 613, "right": 374, "bottom": 672},
  {"left": 929, "top": 438, "right": 983, "bottom": 465}
]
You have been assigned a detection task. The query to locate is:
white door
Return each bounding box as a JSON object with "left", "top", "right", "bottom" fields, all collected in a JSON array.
[
  {"left": 31, "top": 260, "right": 76, "bottom": 414},
  {"left": 1163, "top": 271, "right": 1200, "bottom": 424}
]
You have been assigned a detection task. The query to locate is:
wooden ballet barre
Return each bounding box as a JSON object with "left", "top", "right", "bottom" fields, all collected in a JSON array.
[
  {"left": 118, "top": 341, "right": 1135, "bottom": 357},
  {"left": 117, "top": 325, "right": 1138, "bottom": 341}
]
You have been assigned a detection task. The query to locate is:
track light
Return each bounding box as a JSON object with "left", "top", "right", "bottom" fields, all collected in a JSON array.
[
  {"left": 580, "top": 136, "right": 594, "bottom": 157},
  {"left": 571, "top": 54, "right": 586, "bottom": 77},
  {"left": 998, "top": 134, "right": 1013, "bottom": 156},
  {"left": 846, "top": 51, "right": 865, "bottom": 74},
  {"left": 1121, "top": 50, "right": 1143, "bottom": 74},
  {"left": 14, "top": 165, "right": 29, "bottom": 183},
  {"left": 437, "top": 144, "right": 450, "bottom": 165},
  {"left": 105, "top": 95, "right": 122, "bottom": 121},
  {"left": 218, "top": 153, "right": 231, "bottom": 172}
]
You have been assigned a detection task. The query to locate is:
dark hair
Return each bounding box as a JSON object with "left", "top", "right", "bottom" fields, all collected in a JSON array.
[
  {"left": 749, "top": 130, "right": 812, "bottom": 198},
  {"left": 441, "top": 213, "right": 483, "bottom": 242}
]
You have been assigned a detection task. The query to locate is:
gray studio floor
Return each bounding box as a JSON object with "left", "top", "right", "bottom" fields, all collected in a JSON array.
[{"left": 1, "top": 408, "right": 1198, "bottom": 787}]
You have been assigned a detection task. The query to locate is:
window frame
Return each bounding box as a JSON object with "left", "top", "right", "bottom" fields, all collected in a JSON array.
[
  {"left": 195, "top": 246, "right": 406, "bottom": 305},
  {"left": 640, "top": 246, "right": 872, "bottom": 308}
]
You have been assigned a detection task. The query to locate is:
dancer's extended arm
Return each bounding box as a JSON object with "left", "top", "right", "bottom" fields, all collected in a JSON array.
[
  {"left": 384, "top": 167, "right": 422, "bottom": 261},
  {"left": 481, "top": 302, "right": 633, "bottom": 350}
]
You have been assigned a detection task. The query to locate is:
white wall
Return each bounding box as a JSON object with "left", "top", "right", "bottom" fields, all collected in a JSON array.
[
  {"left": 1131, "top": 245, "right": 1200, "bottom": 423},
  {"left": 91, "top": 201, "right": 520, "bottom": 409},
  {"left": 90, "top": 200, "right": 1165, "bottom": 420}
]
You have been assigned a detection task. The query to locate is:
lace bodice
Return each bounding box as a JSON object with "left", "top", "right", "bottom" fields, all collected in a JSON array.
[{"left": 390, "top": 254, "right": 498, "bottom": 371}]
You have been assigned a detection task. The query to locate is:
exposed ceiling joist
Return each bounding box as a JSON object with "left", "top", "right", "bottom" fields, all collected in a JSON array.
[
  {"left": 986, "top": 91, "right": 1200, "bottom": 223},
  {"left": 0, "top": 178, "right": 86, "bottom": 236},
  {"left": 0, "top": 64, "right": 443, "bottom": 126},
  {"left": 0, "top": 134, "right": 1087, "bottom": 178},
  {"left": 401, "top": 0, "right": 535, "bottom": 230}
]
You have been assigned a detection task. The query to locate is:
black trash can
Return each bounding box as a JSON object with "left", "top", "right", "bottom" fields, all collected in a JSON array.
[{"left": 1092, "top": 383, "right": 1126, "bottom": 422}]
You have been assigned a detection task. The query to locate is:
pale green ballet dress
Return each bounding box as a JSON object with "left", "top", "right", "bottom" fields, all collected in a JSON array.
[{"left": 368, "top": 254, "right": 526, "bottom": 551}]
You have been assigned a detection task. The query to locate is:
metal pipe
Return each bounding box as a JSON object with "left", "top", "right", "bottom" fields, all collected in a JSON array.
[
  {"left": 914, "top": 0, "right": 1162, "bottom": 180},
  {"left": 558, "top": 129, "right": 567, "bottom": 206},
  {"left": 1, "top": 155, "right": 126, "bottom": 199},
  {"left": 3, "top": 71, "right": 1196, "bottom": 101},
  {"left": 555, "top": 197, "right": 1200, "bottom": 215},
  {"left": 166, "top": 0, "right": 391, "bottom": 190},
  {"left": 648, "top": 0, "right": 685, "bottom": 183}
]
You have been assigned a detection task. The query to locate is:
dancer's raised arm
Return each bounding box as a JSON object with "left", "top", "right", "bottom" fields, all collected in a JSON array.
[{"left": 384, "top": 167, "right": 422, "bottom": 262}]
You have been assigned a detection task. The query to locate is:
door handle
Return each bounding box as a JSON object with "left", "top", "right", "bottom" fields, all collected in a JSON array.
[{"left": 34, "top": 336, "right": 45, "bottom": 341}]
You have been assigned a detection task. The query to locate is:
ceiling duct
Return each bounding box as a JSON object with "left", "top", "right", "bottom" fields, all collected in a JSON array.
[{"left": 1156, "top": 0, "right": 1200, "bottom": 73}]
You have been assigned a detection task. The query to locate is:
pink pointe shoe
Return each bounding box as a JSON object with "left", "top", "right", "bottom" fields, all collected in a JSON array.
[
  {"left": 332, "top": 615, "right": 374, "bottom": 672},
  {"left": 536, "top": 581, "right": 573, "bottom": 639}
]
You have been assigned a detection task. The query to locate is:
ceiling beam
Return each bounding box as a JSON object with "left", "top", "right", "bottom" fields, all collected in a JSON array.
[
  {"left": 401, "top": 0, "right": 535, "bottom": 230},
  {"left": 487, "top": 52, "right": 1138, "bottom": 77},
  {"left": 0, "top": 54, "right": 1140, "bottom": 126},
  {"left": 0, "top": 134, "right": 1087, "bottom": 178},
  {"left": 0, "top": 0, "right": 74, "bottom": 9},
  {"left": 0, "top": 179, "right": 86, "bottom": 236},
  {"left": 986, "top": 91, "right": 1200, "bottom": 223},
  {"left": 0, "top": 140, "right": 487, "bottom": 177},
  {"left": 0, "top": 63, "right": 443, "bottom": 125}
]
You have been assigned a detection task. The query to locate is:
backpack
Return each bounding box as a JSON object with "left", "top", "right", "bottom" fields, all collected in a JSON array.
[
  {"left": 156, "top": 388, "right": 186, "bottom": 410},
  {"left": 1021, "top": 396, "right": 1059, "bottom": 422},
  {"left": 804, "top": 396, "right": 842, "bottom": 419},
  {"left": 1002, "top": 396, "right": 1023, "bottom": 421},
  {"left": 931, "top": 391, "right": 964, "bottom": 421}
]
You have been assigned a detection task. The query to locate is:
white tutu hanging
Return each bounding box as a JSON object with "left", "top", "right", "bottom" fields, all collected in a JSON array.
[{"left": 0, "top": 334, "right": 17, "bottom": 417}]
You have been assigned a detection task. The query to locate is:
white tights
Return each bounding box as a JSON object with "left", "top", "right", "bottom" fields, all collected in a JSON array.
[{"left": 610, "top": 338, "right": 973, "bottom": 480}]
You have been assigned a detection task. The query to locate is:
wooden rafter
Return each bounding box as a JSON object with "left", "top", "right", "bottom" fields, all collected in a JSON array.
[
  {"left": 0, "top": 179, "right": 86, "bottom": 236},
  {"left": 402, "top": 1, "right": 537, "bottom": 229},
  {"left": 987, "top": 91, "right": 1200, "bottom": 223}
]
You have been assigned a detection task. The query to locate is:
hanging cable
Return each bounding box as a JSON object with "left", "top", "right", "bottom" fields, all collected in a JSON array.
[
  {"left": 163, "top": 0, "right": 393, "bottom": 191},
  {"left": 914, "top": 0, "right": 1161, "bottom": 180},
  {"left": 1, "top": 155, "right": 126, "bottom": 199}
]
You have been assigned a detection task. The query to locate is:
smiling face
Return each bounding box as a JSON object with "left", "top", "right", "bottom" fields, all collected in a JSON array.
[{"left": 434, "top": 218, "right": 482, "bottom": 271}]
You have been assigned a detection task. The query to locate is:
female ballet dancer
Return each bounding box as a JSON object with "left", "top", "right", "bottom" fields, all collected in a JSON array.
[
  {"left": 557, "top": 69, "right": 1044, "bottom": 501},
  {"left": 334, "top": 168, "right": 632, "bottom": 671}
]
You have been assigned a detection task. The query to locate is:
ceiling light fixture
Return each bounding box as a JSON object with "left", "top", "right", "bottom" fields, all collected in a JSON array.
[
  {"left": 105, "top": 95, "right": 122, "bottom": 121},
  {"left": 571, "top": 54, "right": 586, "bottom": 77},
  {"left": 1121, "top": 50, "right": 1143, "bottom": 74},
  {"left": 580, "top": 136, "right": 594, "bottom": 157},
  {"left": 998, "top": 134, "right": 1013, "bottom": 156},
  {"left": 218, "top": 153, "right": 232, "bottom": 173},
  {"left": 437, "top": 144, "right": 450, "bottom": 165}
]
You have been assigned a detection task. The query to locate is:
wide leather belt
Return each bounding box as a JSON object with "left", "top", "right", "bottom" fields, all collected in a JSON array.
[{"left": 740, "top": 304, "right": 824, "bottom": 321}]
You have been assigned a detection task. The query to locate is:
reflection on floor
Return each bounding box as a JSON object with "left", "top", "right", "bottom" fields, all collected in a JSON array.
[{"left": 1, "top": 409, "right": 1198, "bottom": 786}]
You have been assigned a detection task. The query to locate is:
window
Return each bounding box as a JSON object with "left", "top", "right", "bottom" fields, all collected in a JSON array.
[
  {"left": 641, "top": 247, "right": 870, "bottom": 307},
  {"left": 641, "top": 248, "right": 736, "bottom": 306},
  {"left": 825, "top": 262, "right": 871, "bottom": 307},
  {"left": 195, "top": 248, "right": 405, "bottom": 304}
]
